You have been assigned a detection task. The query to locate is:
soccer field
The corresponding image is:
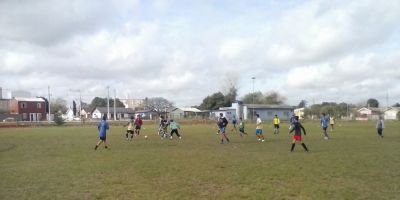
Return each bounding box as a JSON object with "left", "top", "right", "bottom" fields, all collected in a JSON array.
[{"left": 0, "top": 121, "right": 399, "bottom": 200}]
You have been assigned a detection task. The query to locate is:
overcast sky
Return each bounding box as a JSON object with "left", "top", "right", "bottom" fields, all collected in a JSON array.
[{"left": 0, "top": 0, "right": 399, "bottom": 107}]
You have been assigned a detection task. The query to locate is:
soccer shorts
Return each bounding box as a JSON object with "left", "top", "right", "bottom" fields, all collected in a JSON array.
[
  {"left": 293, "top": 135, "right": 302, "bottom": 141},
  {"left": 256, "top": 129, "right": 263, "bottom": 135}
]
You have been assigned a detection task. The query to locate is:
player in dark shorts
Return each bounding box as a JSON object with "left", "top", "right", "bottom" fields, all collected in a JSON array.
[
  {"left": 95, "top": 115, "right": 109, "bottom": 150},
  {"left": 134, "top": 115, "right": 143, "bottom": 136},
  {"left": 217, "top": 113, "right": 230, "bottom": 144},
  {"left": 289, "top": 116, "right": 308, "bottom": 152},
  {"left": 125, "top": 116, "right": 135, "bottom": 141}
]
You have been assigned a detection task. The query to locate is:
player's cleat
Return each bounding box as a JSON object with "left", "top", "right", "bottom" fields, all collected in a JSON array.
[
  {"left": 94, "top": 145, "right": 98, "bottom": 150},
  {"left": 179, "top": 137, "right": 182, "bottom": 139},
  {"left": 262, "top": 140, "right": 265, "bottom": 142},
  {"left": 257, "top": 138, "right": 261, "bottom": 141}
]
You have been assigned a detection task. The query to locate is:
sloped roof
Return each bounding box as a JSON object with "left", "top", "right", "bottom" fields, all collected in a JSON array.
[
  {"left": 94, "top": 107, "right": 134, "bottom": 113},
  {"left": 14, "top": 97, "right": 45, "bottom": 102},
  {"left": 244, "top": 104, "right": 295, "bottom": 109},
  {"left": 179, "top": 107, "right": 202, "bottom": 112},
  {"left": 385, "top": 107, "right": 400, "bottom": 112}
]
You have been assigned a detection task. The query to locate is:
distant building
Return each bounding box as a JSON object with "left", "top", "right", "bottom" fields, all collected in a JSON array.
[
  {"left": 91, "top": 107, "right": 134, "bottom": 120},
  {"left": 294, "top": 107, "right": 305, "bottom": 119},
  {"left": 384, "top": 107, "right": 400, "bottom": 120},
  {"left": 0, "top": 99, "right": 9, "bottom": 114},
  {"left": 121, "top": 99, "right": 144, "bottom": 110},
  {"left": 170, "top": 107, "right": 206, "bottom": 119},
  {"left": 9, "top": 97, "right": 46, "bottom": 121},
  {"left": 134, "top": 110, "right": 159, "bottom": 120},
  {"left": 80, "top": 107, "right": 91, "bottom": 119},
  {"left": 62, "top": 108, "right": 75, "bottom": 121},
  {"left": 356, "top": 107, "right": 383, "bottom": 120},
  {"left": 211, "top": 102, "right": 295, "bottom": 121}
]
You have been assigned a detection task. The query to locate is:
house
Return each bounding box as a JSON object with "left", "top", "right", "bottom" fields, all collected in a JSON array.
[
  {"left": 0, "top": 99, "right": 9, "bottom": 114},
  {"left": 134, "top": 110, "right": 159, "bottom": 120},
  {"left": 79, "top": 107, "right": 91, "bottom": 119},
  {"left": 243, "top": 104, "right": 295, "bottom": 121},
  {"left": 91, "top": 107, "right": 134, "bottom": 120},
  {"left": 212, "top": 102, "right": 295, "bottom": 121},
  {"left": 294, "top": 107, "right": 305, "bottom": 119},
  {"left": 356, "top": 107, "right": 383, "bottom": 120},
  {"left": 384, "top": 107, "right": 400, "bottom": 120},
  {"left": 9, "top": 97, "right": 46, "bottom": 121},
  {"left": 62, "top": 108, "right": 75, "bottom": 121},
  {"left": 170, "top": 107, "right": 205, "bottom": 119}
]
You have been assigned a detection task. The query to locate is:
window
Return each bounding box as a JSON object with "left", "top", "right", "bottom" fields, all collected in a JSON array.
[
  {"left": 37, "top": 103, "right": 42, "bottom": 109},
  {"left": 22, "top": 113, "right": 27, "bottom": 120},
  {"left": 20, "top": 103, "right": 27, "bottom": 109},
  {"left": 284, "top": 111, "right": 289, "bottom": 116},
  {"left": 37, "top": 113, "right": 42, "bottom": 121}
]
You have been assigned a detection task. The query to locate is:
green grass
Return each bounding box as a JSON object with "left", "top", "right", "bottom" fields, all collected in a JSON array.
[{"left": 0, "top": 121, "right": 399, "bottom": 200}]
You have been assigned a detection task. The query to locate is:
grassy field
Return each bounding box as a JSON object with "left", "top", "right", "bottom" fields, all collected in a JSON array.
[{"left": 0, "top": 121, "right": 399, "bottom": 200}]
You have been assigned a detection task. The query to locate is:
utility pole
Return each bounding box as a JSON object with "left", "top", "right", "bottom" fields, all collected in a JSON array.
[
  {"left": 386, "top": 90, "right": 389, "bottom": 108},
  {"left": 107, "top": 86, "right": 110, "bottom": 120},
  {"left": 48, "top": 86, "right": 51, "bottom": 122},
  {"left": 252, "top": 77, "right": 256, "bottom": 121},
  {"left": 114, "top": 89, "right": 116, "bottom": 121}
]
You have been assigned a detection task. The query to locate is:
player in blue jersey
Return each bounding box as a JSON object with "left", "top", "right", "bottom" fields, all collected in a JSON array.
[
  {"left": 320, "top": 113, "right": 330, "bottom": 140},
  {"left": 95, "top": 115, "right": 110, "bottom": 150},
  {"left": 217, "top": 113, "right": 230, "bottom": 144}
]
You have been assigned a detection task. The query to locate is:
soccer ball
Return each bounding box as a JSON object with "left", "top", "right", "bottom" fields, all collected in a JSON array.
[
  {"left": 324, "top": 136, "right": 329, "bottom": 140},
  {"left": 144, "top": 135, "right": 148, "bottom": 139}
]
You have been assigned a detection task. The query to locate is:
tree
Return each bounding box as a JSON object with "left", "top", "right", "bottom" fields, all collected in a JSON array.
[
  {"left": 298, "top": 100, "right": 307, "bottom": 108},
  {"left": 145, "top": 97, "right": 174, "bottom": 115},
  {"left": 89, "top": 97, "right": 125, "bottom": 111},
  {"left": 72, "top": 100, "right": 77, "bottom": 116},
  {"left": 223, "top": 86, "right": 238, "bottom": 107},
  {"left": 50, "top": 98, "right": 68, "bottom": 114},
  {"left": 264, "top": 91, "right": 286, "bottom": 105},
  {"left": 54, "top": 112, "right": 65, "bottom": 126},
  {"left": 199, "top": 92, "right": 225, "bottom": 110},
  {"left": 241, "top": 92, "right": 264, "bottom": 104},
  {"left": 392, "top": 103, "right": 400, "bottom": 107},
  {"left": 366, "top": 98, "right": 379, "bottom": 108},
  {"left": 241, "top": 91, "right": 286, "bottom": 105}
]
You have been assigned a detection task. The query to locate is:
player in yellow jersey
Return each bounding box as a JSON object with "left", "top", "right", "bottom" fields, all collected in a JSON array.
[{"left": 273, "top": 114, "right": 280, "bottom": 134}]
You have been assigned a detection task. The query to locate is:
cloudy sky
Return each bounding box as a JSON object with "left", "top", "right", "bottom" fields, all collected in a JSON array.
[{"left": 1, "top": 0, "right": 399, "bottom": 107}]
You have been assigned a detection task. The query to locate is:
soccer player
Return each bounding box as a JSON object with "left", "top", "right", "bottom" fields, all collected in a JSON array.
[
  {"left": 231, "top": 115, "right": 238, "bottom": 132},
  {"left": 238, "top": 117, "right": 247, "bottom": 137},
  {"left": 321, "top": 113, "right": 330, "bottom": 140},
  {"left": 273, "top": 114, "right": 280, "bottom": 134},
  {"left": 289, "top": 116, "right": 308, "bottom": 152},
  {"left": 217, "top": 113, "right": 230, "bottom": 144},
  {"left": 169, "top": 119, "right": 181, "bottom": 139},
  {"left": 134, "top": 115, "right": 143, "bottom": 136},
  {"left": 329, "top": 115, "right": 335, "bottom": 132},
  {"left": 289, "top": 113, "right": 297, "bottom": 130},
  {"left": 95, "top": 115, "right": 109, "bottom": 150},
  {"left": 376, "top": 116, "right": 385, "bottom": 138},
  {"left": 255, "top": 114, "right": 265, "bottom": 142},
  {"left": 125, "top": 116, "right": 135, "bottom": 141},
  {"left": 159, "top": 116, "right": 169, "bottom": 139}
]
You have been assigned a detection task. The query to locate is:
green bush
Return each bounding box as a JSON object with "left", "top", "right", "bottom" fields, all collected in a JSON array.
[{"left": 54, "top": 113, "right": 65, "bottom": 126}]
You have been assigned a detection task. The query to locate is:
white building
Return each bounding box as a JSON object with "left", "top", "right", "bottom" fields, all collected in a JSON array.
[{"left": 384, "top": 107, "right": 400, "bottom": 120}]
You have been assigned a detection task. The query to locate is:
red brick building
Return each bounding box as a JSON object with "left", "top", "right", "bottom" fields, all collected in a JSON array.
[{"left": 10, "top": 97, "right": 46, "bottom": 121}]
